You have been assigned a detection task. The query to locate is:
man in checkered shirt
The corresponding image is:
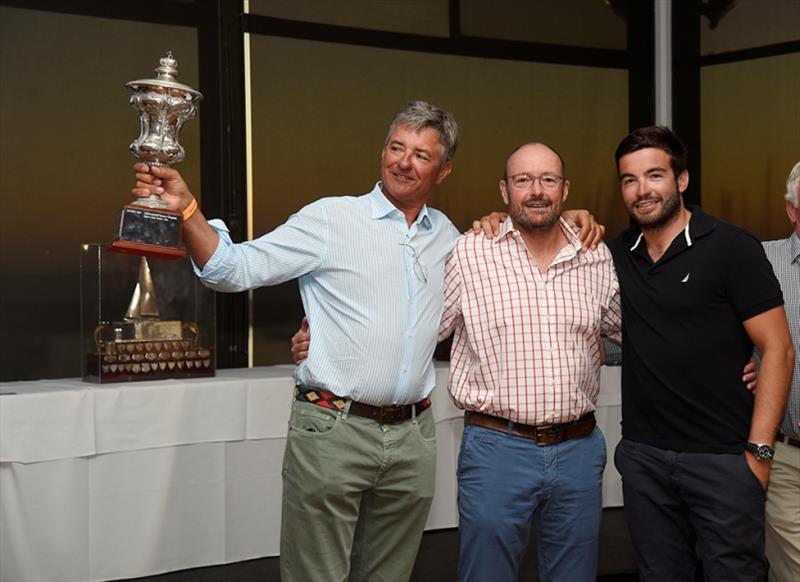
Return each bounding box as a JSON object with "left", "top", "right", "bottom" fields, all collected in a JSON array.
[
  {"left": 761, "top": 161, "right": 800, "bottom": 582},
  {"left": 439, "top": 142, "right": 622, "bottom": 582}
]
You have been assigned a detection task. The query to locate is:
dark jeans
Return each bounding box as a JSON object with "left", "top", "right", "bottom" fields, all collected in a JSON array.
[{"left": 614, "top": 438, "right": 766, "bottom": 582}]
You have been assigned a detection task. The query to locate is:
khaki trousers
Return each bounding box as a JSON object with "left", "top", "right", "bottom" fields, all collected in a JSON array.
[
  {"left": 280, "top": 399, "right": 436, "bottom": 582},
  {"left": 766, "top": 441, "right": 800, "bottom": 582}
]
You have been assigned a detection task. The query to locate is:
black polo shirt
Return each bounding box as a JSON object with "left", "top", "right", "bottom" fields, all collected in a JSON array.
[{"left": 608, "top": 206, "right": 783, "bottom": 453}]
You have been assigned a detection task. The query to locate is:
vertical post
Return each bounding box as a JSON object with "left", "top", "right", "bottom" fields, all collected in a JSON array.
[
  {"left": 196, "top": 0, "right": 249, "bottom": 368},
  {"left": 627, "top": 0, "right": 656, "bottom": 131},
  {"left": 654, "top": 0, "right": 672, "bottom": 127},
  {"left": 449, "top": 0, "right": 461, "bottom": 38},
  {"left": 671, "top": 0, "right": 702, "bottom": 206}
]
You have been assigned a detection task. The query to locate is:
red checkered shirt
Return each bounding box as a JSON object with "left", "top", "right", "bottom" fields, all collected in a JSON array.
[{"left": 440, "top": 218, "right": 622, "bottom": 426}]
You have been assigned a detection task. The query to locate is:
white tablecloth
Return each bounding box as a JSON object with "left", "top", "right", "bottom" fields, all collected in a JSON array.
[{"left": 0, "top": 364, "right": 622, "bottom": 582}]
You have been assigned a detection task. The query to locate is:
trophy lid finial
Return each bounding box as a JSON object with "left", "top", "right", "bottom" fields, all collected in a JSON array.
[{"left": 155, "top": 51, "right": 179, "bottom": 81}]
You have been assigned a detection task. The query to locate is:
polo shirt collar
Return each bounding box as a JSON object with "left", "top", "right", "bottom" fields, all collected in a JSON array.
[
  {"left": 369, "top": 181, "right": 432, "bottom": 230},
  {"left": 627, "top": 205, "right": 715, "bottom": 258},
  {"left": 628, "top": 221, "right": 693, "bottom": 251}
]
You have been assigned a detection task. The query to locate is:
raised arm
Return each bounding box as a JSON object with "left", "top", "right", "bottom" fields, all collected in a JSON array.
[{"left": 133, "top": 163, "right": 220, "bottom": 268}]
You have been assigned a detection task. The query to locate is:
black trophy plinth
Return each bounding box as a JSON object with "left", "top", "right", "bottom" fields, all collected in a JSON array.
[{"left": 110, "top": 204, "right": 185, "bottom": 260}]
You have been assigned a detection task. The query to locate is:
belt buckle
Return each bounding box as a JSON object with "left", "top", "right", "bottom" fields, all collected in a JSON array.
[{"left": 534, "top": 425, "right": 564, "bottom": 446}]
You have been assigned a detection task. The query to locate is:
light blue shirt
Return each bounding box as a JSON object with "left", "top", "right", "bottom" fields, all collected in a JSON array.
[{"left": 197, "top": 182, "right": 460, "bottom": 405}]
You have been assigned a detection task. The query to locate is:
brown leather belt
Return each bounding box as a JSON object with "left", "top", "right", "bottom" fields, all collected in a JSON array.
[
  {"left": 296, "top": 386, "right": 431, "bottom": 424},
  {"left": 349, "top": 399, "right": 431, "bottom": 424},
  {"left": 776, "top": 432, "right": 800, "bottom": 449},
  {"left": 464, "top": 411, "right": 596, "bottom": 446}
]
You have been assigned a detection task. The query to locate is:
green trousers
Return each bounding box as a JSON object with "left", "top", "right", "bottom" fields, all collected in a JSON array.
[{"left": 280, "top": 399, "right": 437, "bottom": 582}]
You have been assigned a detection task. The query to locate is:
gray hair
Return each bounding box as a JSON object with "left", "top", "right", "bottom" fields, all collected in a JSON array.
[
  {"left": 385, "top": 101, "right": 459, "bottom": 163},
  {"left": 786, "top": 161, "right": 800, "bottom": 207}
]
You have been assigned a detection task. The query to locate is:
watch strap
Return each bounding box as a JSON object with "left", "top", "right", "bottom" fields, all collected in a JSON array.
[{"left": 745, "top": 441, "right": 775, "bottom": 461}]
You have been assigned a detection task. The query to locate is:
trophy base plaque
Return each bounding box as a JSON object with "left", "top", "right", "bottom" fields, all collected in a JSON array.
[
  {"left": 86, "top": 330, "right": 214, "bottom": 384},
  {"left": 111, "top": 204, "right": 185, "bottom": 260}
]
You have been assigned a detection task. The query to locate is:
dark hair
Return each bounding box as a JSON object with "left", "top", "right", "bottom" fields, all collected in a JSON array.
[{"left": 614, "top": 126, "right": 688, "bottom": 178}]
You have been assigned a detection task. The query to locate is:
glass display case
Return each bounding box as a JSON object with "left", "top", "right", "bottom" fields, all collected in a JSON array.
[{"left": 80, "top": 244, "right": 215, "bottom": 383}]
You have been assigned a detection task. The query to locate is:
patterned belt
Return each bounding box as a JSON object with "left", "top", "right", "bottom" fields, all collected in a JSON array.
[
  {"left": 295, "top": 386, "right": 431, "bottom": 424},
  {"left": 464, "top": 411, "right": 596, "bottom": 446},
  {"left": 776, "top": 432, "right": 800, "bottom": 449}
]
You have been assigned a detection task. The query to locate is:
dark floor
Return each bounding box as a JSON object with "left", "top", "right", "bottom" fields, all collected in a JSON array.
[{"left": 124, "top": 508, "right": 641, "bottom": 582}]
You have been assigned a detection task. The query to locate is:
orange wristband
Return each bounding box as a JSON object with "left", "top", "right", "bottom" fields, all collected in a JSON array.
[{"left": 182, "top": 198, "right": 198, "bottom": 222}]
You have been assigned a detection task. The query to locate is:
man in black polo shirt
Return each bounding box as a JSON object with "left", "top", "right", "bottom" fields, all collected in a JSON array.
[{"left": 609, "top": 126, "right": 795, "bottom": 581}]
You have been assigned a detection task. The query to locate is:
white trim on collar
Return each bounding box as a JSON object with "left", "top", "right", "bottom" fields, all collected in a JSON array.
[
  {"left": 629, "top": 232, "right": 644, "bottom": 251},
  {"left": 629, "top": 223, "right": 692, "bottom": 252}
]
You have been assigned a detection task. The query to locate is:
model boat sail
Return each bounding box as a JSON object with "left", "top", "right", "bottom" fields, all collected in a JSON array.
[{"left": 125, "top": 256, "right": 160, "bottom": 319}]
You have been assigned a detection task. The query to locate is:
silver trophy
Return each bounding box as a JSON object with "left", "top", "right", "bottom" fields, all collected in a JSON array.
[{"left": 111, "top": 52, "right": 203, "bottom": 260}]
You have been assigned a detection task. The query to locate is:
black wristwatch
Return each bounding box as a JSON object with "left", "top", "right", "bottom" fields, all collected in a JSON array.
[{"left": 745, "top": 442, "right": 775, "bottom": 462}]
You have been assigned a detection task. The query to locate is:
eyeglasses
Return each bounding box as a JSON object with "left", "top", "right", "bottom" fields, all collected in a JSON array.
[
  {"left": 399, "top": 242, "right": 428, "bottom": 284},
  {"left": 506, "top": 173, "right": 564, "bottom": 192}
]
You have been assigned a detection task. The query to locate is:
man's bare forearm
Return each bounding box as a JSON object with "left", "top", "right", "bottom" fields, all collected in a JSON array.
[
  {"left": 743, "top": 305, "right": 794, "bottom": 443},
  {"left": 748, "top": 346, "right": 794, "bottom": 443}
]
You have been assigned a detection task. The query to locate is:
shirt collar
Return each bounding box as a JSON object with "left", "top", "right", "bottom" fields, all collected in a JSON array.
[
  {"left": 368, "top": 181, "right": 432, "bottom": 230},
  {"left": 495, "top": 216, "right": 583, "bottom": 254},
  {"left": 494, "top": 216, "right": 517, "bottom": 242},
  {"left": 788, "top": 231, "right": 800, "bottom": 263}
]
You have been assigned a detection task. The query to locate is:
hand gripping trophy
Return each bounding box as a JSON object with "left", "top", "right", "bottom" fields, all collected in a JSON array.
[{"left": 110, "top": 52, "right": 202, "bottom": 259}]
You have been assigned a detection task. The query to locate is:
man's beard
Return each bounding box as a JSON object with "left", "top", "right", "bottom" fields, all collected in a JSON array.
[
  {"left": 626, "top": 189, "right": 681, "bottom": 230},
  {"left": 509, "top": 197, "right": 561, "bottom": 232}
]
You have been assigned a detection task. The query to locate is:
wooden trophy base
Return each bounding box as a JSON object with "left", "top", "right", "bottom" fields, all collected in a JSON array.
[{"left": 110, "top": 204, "right": 186, "bottom": 260}]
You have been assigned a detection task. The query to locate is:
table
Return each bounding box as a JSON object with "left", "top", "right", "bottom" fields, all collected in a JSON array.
[{"left": 0, "top": 364, "right": 622, "bottom": 582}]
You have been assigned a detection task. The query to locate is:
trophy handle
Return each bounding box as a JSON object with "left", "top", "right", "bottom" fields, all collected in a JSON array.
[
  {"left": 94, "top": 323, "right": 114, "bottom": 352},
  {"left": 182, "top": 321, "right": 199, "bottom": 346}
]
